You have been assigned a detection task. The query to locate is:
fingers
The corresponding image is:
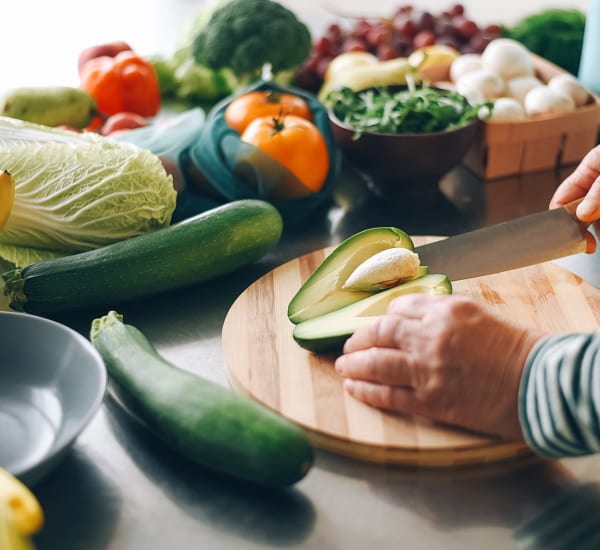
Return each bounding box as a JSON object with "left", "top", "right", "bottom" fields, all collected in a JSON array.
[
  {"left": 576, "top": 177, "right": 600, "bottom": 223},
  {"left": 550, "top": 176, "right": 591, "bottom": 210},
  {"left": 335, "top": 347, "right": 413, "bottom": 386},
  {"left": 550, "top": 146, "right": 600, "bottom": 213},
  {"left": 343, "top": 294, "right": 451, "bottom": 354},
  {"left": 343, "top": 379, "right": 420, "bottom": 414},
  {"left": 342, "top": 313, "right": 406, "bottom": 353},
  {"left": 335, "top": 293, "right": 536, "bottom": 440}
]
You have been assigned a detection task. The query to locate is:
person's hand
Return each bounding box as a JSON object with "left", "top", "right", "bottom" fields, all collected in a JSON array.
[
  {"left": 334, "top": 294, "right": 546, "bottom": 440},
  {"left": 550, "top": 145, "right": 600, "bottom": 224}
]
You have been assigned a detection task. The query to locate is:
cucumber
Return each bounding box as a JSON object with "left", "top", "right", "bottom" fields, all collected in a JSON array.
[
  {"left": 90, "top": 311, "right": 314, "bottom": 487},
  {"left": 3, "top": 199, "right": 283, "bottom": 314}
]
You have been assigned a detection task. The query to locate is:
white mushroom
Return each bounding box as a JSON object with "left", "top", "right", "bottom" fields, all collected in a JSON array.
[
  {"left": 450, "top": 53, "right": 483, "bottom": 83},
  {"left": 480, "top": 38, "right": 534, "bottom": 81},
  {"left": 524, "top": 86, "right": 576, "bottom": 116},
  {"left": 455, "top": 68, "right": 505, "bottom": 104},
  {"left": 547, "top": 73, "right": 590, "bottom": 107},
  {"left": 342, "top": 248, "right": 421, "bottom": 291},
  {"left": 479, "top": 97, "right": 526, "bottom": 122},
  {"left": 506, "top": 75, "right": 544, "bottom": 105}
]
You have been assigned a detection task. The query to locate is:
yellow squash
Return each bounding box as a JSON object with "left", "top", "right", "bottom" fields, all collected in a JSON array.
[{"left": 0, "top": 467, "right": 44, "bottom": 537}]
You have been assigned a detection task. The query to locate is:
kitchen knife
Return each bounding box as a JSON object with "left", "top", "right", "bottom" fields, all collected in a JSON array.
[{"left": 415, "top": 199, "right": 595, "bottom": 281}]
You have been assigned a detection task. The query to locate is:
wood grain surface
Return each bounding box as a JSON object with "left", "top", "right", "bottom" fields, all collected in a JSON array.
[{"left": 222, "top": 237, "right": 600, "bottom": 467}]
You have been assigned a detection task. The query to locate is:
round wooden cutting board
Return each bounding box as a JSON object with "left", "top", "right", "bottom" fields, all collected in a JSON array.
[{"left": 221, "top": 237, "right": 600, "bottom": 467}]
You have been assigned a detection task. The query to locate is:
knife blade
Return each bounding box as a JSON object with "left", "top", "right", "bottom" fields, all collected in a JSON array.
[{"left": 414, "top": 199, "right": 594, "bottom": 281}]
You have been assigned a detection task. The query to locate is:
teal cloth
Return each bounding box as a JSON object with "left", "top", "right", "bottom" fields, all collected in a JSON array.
[
  {"left": 113, "top": 108, "right": 219, "bottom": 222},
  {"left": 187, "top": 80, "right": 341, "bottom": 225}
]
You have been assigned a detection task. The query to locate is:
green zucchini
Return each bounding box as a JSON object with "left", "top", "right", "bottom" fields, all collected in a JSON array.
[
  {"left": 90, "top": 311, "right": 314, "bottom": 487},
  {"left": 2, "top": 199, "right": 283, "bottom": 314}
]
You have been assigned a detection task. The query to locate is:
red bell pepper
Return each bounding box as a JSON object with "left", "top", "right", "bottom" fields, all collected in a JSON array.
[{"left": 80, "top": 50, "right": 161, "bottom": 118}]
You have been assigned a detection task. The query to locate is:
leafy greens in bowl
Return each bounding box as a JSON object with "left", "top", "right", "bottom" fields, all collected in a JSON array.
[{"left": 328, "top": 84, "right": 485, "bottom": 139}]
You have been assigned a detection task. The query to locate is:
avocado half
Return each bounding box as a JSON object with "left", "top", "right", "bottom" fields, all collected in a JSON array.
[
  {"left": 293, "top": 274, "right": 452, "bottom": 353},
  {"left": 288, "top": 227, "right": 415, "bottom": 324}
]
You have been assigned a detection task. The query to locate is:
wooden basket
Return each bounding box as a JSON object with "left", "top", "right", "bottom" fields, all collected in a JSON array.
[{"left": 461, "top": 54, "right": 600, "bottom": 180}]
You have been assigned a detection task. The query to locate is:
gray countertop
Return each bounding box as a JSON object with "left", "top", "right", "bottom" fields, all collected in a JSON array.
[{"left": 31, "top": 164, "right": 600, "bottom": 550}]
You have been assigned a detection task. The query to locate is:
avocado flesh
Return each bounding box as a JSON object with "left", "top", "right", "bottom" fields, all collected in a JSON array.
[
  {"left": 292, "top": 274, "right": 452, "bottom": 353},
  {"left": 288, "top": 227, "right": 415, "bottom": 324}
]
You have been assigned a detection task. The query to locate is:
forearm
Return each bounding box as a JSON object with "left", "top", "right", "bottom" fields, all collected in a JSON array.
[{"left": 519, "top": 331, "right": 600, "bottom": 458}]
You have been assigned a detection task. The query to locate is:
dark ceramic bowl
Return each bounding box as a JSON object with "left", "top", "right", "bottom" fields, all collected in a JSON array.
[{"left": 329, "top": 102, "right": 480, "bottom": 200}]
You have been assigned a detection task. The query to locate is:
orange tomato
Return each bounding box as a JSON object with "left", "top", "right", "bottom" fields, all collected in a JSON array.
[
  {"left": 241, "top": 114, "right": 329, "bottom": 193},
  {"left": 225, "top": 90, "right": 312, "bottom": 134}
]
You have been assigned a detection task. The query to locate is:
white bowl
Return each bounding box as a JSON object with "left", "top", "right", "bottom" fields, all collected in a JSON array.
[{"left": 0, "top": 312, "right": 106, "bottom": 485}]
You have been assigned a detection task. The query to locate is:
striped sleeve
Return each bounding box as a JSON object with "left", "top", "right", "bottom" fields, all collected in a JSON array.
[{"left": 518, "top": 331, "right": 600, "bottom": 458}]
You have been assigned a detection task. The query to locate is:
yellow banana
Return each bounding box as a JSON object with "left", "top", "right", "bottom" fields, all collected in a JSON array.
[
  {"left": 0, "top": 467, "right": 44, "bottom": 536},
  {"left": 0, "top": 170, "right": 15, "bottom": 230}
]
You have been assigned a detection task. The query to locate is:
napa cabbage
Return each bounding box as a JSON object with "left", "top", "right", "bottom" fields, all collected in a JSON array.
[{"left": 0, "top": 116, "right": 177, "bottom": 268}]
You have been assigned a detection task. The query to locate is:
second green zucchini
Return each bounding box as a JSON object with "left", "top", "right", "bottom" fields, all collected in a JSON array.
[{"left": 2, "top": 199, "right": 283, "bottom": 314}]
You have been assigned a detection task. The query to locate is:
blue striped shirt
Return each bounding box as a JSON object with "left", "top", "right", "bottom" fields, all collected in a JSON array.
[{"left": 519, "top": 331, "right": 600, "bottom": 458}]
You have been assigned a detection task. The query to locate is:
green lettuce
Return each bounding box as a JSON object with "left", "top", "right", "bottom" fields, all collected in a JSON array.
[{"left": 0, "top": 116, "right": 177, "bottom": 268}]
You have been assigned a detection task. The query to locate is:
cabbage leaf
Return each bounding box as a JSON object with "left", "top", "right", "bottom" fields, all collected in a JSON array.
[{"left": 0, "top": 116, "right": 177, "bottom": 268}]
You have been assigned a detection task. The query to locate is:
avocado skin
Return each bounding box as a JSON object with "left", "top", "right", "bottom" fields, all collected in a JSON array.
[
  {"left": 292, "top": 274, "right": 452, "bottom": 353},
  {"left": 293, "top": 332, "right": 347, "bottom": 354}
]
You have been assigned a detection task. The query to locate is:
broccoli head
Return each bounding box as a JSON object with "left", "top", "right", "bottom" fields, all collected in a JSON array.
[{"left": 192, "top": 0, "right": 312, "bottom": 79}]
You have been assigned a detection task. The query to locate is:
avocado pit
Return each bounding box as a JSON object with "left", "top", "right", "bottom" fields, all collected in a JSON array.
[{"left": 342, "top": 248, "right": 421, "bottom": 291}]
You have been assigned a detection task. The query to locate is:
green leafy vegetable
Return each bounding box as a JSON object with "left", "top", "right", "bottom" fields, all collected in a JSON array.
[
  {"left": 0, "top": 116, "right": 176, "bottom": 268},
  {"left": 502, "top": 9, "right": 586, "bottom": 76},
  {"left": 329, "top": 84, "right": 485, "bottom": 139}
]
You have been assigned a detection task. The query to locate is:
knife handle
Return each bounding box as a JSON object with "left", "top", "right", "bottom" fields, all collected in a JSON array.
[{"left": 562, "top": 198, "right": 597, "bottom": 253}]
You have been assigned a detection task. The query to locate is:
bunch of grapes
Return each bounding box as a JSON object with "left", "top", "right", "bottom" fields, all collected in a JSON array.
[{"left": 295, "top": 3, "right": 503, "bottom": 92}]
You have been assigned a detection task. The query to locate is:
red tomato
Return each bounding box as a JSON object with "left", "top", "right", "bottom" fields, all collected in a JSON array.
[
  {"left": 225, "top": 90, "right": 312, "bottom": 134},
  {"left": 100, "top": 112, "right": 148, "bottom": 136},
  {"left": 240, "top": 115, "right": 329, "bottom": 193}
]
